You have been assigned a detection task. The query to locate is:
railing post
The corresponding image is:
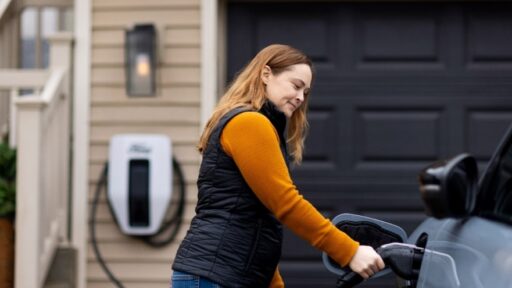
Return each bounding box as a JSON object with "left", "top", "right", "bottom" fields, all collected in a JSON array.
[
  {"left": 15, "top": 100, "right": 44, "bottom": 288},
  {"left": 48, "top": 32, "right": 73, "bottom": 81},
  {"left": 47, "top": 32, "right": 73, "bottom": 243},
  {"left": 8, "top": 88, "right": 17, "bottom": 148}
]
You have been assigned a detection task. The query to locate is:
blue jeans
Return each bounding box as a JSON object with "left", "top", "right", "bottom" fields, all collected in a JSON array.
[{"left": 171, "top": 270, "right": 224, "bottom": 288}]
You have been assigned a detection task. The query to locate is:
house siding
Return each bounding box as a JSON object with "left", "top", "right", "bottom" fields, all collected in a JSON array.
[{"left": 88, "top": 0, "right": 201, "bottom": 286}]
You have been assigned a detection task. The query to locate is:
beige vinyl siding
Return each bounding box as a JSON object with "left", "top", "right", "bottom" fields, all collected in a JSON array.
[{"left": 89, "top": 0, "right": 201, "bottom": 286}]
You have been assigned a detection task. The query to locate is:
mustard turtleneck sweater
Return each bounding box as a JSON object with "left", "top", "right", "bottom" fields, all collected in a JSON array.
[{"left": 220, "top": 112, "right": 359, "bottom": 287}]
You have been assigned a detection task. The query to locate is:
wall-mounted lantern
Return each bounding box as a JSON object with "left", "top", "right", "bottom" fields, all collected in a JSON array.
[{"left": 125, "top": 24, "right": 156, "bottom": 96}]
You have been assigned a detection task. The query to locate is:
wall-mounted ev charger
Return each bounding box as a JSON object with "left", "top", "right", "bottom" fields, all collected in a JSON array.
[
  {"left": 90, "top": 134, "right": 186, "bottom": 288},
  {"left": 108, "top": 134, "right": 171, "bottom": 235}
]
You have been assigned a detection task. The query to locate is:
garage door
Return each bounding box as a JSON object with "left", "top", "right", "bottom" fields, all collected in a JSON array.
[{"left": 228, "top": 2, "right": 512, "bottom": 287}]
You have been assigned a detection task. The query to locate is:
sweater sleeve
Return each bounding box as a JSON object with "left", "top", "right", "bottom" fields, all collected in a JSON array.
[
  {"left": 220, "top": 112, "right": 360, "bottom": 267},
  {"left": 269, "top": 267, "right": 284, "bottom": 288}
]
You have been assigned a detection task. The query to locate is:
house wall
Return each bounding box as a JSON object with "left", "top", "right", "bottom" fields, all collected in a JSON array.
[{"left": 88, "top": 0, "right": 201, "bottom": 286}]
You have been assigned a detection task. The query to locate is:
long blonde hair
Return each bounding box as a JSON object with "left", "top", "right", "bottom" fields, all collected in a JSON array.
[{"left": 198, "top": 44, "right": 314, "bottom": 164}]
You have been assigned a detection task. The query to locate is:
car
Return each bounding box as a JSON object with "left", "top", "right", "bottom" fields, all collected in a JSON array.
[{"left": 322, "top": 125, "right": 512, "bottom": 288}]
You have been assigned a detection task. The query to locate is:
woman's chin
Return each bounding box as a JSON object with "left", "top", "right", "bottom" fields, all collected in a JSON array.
[{"left": 276, "top": 106, "right": 293, "bottom": 118}]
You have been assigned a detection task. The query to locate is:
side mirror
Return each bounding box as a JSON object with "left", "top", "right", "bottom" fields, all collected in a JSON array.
[{"left": 418, "top": 153, "right": 478, "bottom": 219}]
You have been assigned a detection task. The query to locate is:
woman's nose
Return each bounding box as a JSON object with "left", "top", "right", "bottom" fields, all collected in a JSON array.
[{"left": 296, "top": 92, "right": 304, "bottom": 104}]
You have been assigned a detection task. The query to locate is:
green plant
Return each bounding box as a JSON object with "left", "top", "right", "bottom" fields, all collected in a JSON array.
[{"left": 0, "top": 142, "right": 16, "bottom": 217}]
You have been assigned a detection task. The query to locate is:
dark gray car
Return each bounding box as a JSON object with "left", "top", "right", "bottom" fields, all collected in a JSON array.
[{"left": 324, "top": 125, "right": 512, "bottom": 288}]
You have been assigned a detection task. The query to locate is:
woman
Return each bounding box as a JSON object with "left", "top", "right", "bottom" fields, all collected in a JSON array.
[{"left": 171, "top": 44, "right": 384, "bottom": 288}]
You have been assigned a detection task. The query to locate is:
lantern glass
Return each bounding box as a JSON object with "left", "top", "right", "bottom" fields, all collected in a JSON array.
[{"left": 125, "top": 24, "right": 156, "bottom": 96}]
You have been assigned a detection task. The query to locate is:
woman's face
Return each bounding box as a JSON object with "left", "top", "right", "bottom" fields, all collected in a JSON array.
[{"left": 262, "top": 63, "right": 312, "bottom": 118}]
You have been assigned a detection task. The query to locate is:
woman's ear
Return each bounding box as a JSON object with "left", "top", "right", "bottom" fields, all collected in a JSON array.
[{"left": 261, "top": 65, "right": 271, "bottom": 85}]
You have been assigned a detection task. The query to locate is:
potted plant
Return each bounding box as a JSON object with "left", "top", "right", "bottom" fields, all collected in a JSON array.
[{"left": 0, "top": 141, "right": 15, "bottom": 287}]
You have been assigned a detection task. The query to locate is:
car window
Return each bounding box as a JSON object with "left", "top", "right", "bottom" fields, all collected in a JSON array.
[{"left": 478, "top": 125, "right": 512, "bottom": 224}]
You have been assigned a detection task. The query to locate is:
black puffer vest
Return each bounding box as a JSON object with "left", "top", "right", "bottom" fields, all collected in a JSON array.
[{"left": 172, "top": 102, "right": 290, "bottom": 288}]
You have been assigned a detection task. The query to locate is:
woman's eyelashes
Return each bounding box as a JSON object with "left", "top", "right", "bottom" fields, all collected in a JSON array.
[{"left": 292, "top": 82, "right": 310, "bottom": 98}]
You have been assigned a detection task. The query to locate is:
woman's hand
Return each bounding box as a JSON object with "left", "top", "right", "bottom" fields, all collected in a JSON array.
[{"left": 348, "top": 245, "right": 385, "bottom": 279}]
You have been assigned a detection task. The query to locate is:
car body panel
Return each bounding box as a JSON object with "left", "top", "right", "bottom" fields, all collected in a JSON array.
[{"left": 409, "top": 217, "right": 512, "bottom": 288}]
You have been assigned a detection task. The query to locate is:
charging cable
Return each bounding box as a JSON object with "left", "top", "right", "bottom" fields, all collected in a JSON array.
[{"left": 90, "top": 157, "right": 186, "bottom": 288}]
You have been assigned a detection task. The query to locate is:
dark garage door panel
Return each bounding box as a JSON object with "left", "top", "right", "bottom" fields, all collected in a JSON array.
[
  {"left": 300, "top": 94, "right": 512, "bottom": 177},
  {"left": 229, "top": 2, "right": 512, "bottom": 78},
  {"left": 228, "top": 2, "right": 512, "bottom": 287}
]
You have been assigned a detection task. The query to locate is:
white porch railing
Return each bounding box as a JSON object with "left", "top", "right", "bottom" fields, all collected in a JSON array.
[
  {"left": 0, "top": 0, "right": 13, "bottom": 20},
  {"left": 0, "top": 32, "right": 73, "bottom": 288},
  {"left": 0, "top": 0, "right": 18, "bottom": 142}
]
